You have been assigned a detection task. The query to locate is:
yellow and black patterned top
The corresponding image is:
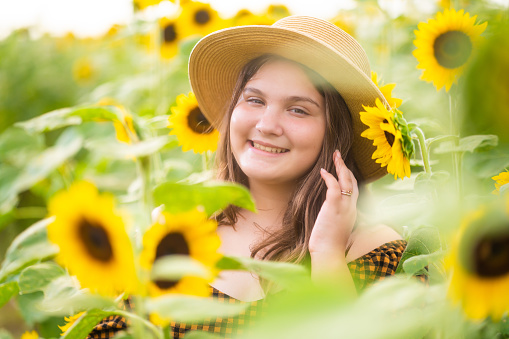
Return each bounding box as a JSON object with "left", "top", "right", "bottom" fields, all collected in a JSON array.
[{"left": 87, "top": 239, "right": 420, "bottom": 339}]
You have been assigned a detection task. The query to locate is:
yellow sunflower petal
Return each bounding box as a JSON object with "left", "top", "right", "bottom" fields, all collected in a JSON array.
[
  {"left": 140, "top": 209, "right": 222, "bottom": 297},
  {"left": 413, "top": 8, "right": 487, "bottom": 92},
  {"left": 168, "top": 92, "right": 220, "bottom": 154},
  {"left": 47, "top": 182, "right": 138, "bottom": 296}
]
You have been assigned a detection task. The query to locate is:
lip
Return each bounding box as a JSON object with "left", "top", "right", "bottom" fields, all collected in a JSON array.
[
  {"left": 250, "top": 139, "right": 288, "bottom": 150},
  {"left": 248, "top": 139, "right": 289, "bottom": 156}
]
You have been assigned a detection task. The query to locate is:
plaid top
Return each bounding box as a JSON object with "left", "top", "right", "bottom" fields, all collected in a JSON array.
[{"left": 87, "top": 239, "right": 417, "bottom": 339}]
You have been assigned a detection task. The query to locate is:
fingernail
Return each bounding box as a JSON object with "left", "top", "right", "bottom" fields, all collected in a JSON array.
[{"left": 320, "top": 168, "right": 326, "bottom": 173}]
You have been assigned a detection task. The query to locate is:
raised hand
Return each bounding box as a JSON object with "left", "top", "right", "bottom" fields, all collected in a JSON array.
[{"left": 309, "top": 150, "right": 359, "bottom": 256}]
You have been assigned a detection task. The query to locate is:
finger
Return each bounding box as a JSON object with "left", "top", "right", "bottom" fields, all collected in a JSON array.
[
  {"left": 320, "top": 168, "right": 342, "bottom": 200},
  {"left": 334, "top": 150, "right": 354, "bottom": 193}
]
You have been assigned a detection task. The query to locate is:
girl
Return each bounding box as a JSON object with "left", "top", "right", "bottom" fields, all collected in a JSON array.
[{"left": 89, "top": 15, "right": 411, "bottom": 339}]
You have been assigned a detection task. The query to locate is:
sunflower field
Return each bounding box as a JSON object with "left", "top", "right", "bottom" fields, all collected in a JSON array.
[{"left": 1, "top": 0, "right": 509, "bottom": 338}]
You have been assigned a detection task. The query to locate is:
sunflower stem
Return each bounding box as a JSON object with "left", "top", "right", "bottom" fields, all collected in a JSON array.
[
  {"left": 137, "top": 155, "right": 154, "bottom": 222},
  {"left": 116, "top": 308, "right": 163, "bottom": 339},
  {"left": 412, "top": 127, "right": 432, "bottom": 175},
  {"left": 448, "top": 92, "right": 463, "bottom": 199}
]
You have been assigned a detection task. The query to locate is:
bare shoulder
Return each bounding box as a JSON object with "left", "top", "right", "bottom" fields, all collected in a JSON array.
[{"left": 346, "top": 224, "right": 403, "bottom": 262}]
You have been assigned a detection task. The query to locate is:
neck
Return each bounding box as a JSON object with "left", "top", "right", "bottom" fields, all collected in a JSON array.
[{"left": 238, "top": 180, "right": 295, "bottom": 234}]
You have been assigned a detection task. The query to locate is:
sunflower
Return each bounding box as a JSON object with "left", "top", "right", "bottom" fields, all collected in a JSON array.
[
  {"left": 176, "top": 1, "right": 225, "bottom": 38},
  {"left": 21, "top": 331, "right": 39, "bottom": 339},
  {"left": 58, "top": 312, "right": 85, "bottom": 336},
  {"left": 232, "top": 9, "right": 274, "bottom": 26},
  {"left": 413, "top": 8, "right": 487, "bottom": 92},
  {"left": 492, "top": 170, "right": 509, "bottom": 195},
  {"left": 447, "top": 201, "right": 509, "bottom": 321},
  {"left": 159, "top": 16, "right": 182, "bottom": 60},
  {"left": 266, "top": 4, "right": 291, "bottom": 21},
  {"left": 97, "top": 98, "right": 138, "bottom": 144},
  {"left": 133, "top": 0, "right": 168, "bottom": 11},
  {"left": 72, "top": 57, "right": 94, "bottom": 84},
  {"left": 168, "top": 92, "right": 220, "bottom": 154},
  {"left": 47, "top": 181, "right": 138, "bottom": 296},
  {"left": 360, "top": 98, "right": 414, "bottom": 180},
  {"left": 371, "top": 71, "right": 403, "bottom": 109},
  {"left": 140, "top": 209, "right": 221, "bottom": 297}
]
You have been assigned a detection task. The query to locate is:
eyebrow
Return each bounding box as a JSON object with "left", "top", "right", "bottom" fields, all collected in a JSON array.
[{"left": 243, "top": 87, "right": 321, "bottom": 108}]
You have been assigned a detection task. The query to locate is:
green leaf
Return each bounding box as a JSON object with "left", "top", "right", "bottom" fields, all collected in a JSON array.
[
  {"left": 11, "top": 129, "right": 82, "bottom": 194},
  {"left": 145, "top": 294, "right": 249, "bottom": 323},
  {"left": 61, "top": 309, "right": 121, "bottom": 339},
  {"left": 0, "top": 281, "right": 19, "bottom": 308},
  {"left": 396, "top": 225, "right": 443, "bottom": 274},
  {"left": 15, "top": 106, "right": 121, "bottom": 134},
  {"left": 153, "top": 181, "right": 256, "bottom": 216},
  {"left": 0, "top": 126, "right": 44, "bottom": 166},
  {"left": 39, "top": 275, "right": 116, "bottom": 315},
  {"left": 434, "top": 134, "right": 498, "bottom": 154},
  {"left": 0, "top": 329, "right": 14, "bottom": 339},
  {"left": 85, "top": 135, "right": 178, "bottom": 159},
  {"left": 402, "top": 251, "right": 446, "bottom": 276},
  {"left": 183, "top": 332, "right": 223, "bottom": 339},
  {"left": 18, "top": 262, "right": 65, "bottom": 294},
  {"left": 217, "top": 255, "right": 310, "bottom": 290},
  {"left": 17, "top": 291, "right": 47, "bottom": 325},
  {"left": 151, "top": 255, "right": 213, "bottom": 281},
  {"left": 0, "top": 218, "right": 59, "bottom": 283}
]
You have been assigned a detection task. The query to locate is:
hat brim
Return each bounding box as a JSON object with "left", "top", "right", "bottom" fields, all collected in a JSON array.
[{"left": 189, "top": 25, "right": 388, "bottom": 182}]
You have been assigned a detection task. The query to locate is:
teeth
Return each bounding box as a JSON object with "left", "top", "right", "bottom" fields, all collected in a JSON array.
[{"left": 252, "top": 142, "right": 287, "bottom": 154}]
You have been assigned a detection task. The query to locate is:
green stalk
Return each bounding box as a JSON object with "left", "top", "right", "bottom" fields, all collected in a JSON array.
[
  {"left": 412, "top": 127, "right": 432, "bottom": 175},
  {"left": 116, "top": 308, "right": 163, "bottom": 339},
  {"left": 449, "top": 93, "right": 463, "bottom": 198}
]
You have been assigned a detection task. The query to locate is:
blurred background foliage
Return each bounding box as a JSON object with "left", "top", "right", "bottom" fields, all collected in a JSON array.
[{"left": 1, "top": 0, "right": 509, "bottom": 337}]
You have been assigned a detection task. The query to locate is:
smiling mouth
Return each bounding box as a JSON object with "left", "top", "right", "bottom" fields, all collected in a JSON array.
[{"left": 250, "top": 141, "right": 289, "bottom": 154}]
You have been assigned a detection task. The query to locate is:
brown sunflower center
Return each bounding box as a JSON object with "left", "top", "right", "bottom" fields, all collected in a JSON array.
[
  {"left": 194, "top": 9, "right": 211, "bottom": 25},
  {"left": 154, "top": 232, "right": 190, "bottom": 289},
  {"left": 473, "top": 232, "right": 509, "bottom": 277},
  {"left": 162, "top": 24, "right": 177, "bottom": 43},
  {"left": 433, "top": 30, "right": 472, "bottom": 69},
  {"left": 187, "top": 107, "right": 213, "bottom": 134},
  {"left": 382, "top": 119, "right": 395, "bottom": 147},
  {"left": 78, "top": 219, "right": 113, "bottom": 263}
]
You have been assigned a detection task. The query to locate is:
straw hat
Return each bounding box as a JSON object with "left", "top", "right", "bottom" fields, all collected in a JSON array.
[{"left": 189, "top": 15, "right": 388, "bottom": 182}]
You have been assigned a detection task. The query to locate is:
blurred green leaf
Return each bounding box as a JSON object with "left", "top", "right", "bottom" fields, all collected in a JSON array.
[
  {"left": 0, "top": 329, "right": 13, "bottom": 339},
  {"left": 15, "top": 106, "right": 121, "bottom": 134},
  {"left": 145, "top": 294, "right": 249, "bottom": 323},
  {"left": 0, "top": 127, "right": 44, "bottom": 166},
  {"left": 396, "top": 225, "right": 443, "bottom": 274},
  {"left": 39, "top": 275, "right": 116, "bottom": 315},
  {"left": 4, "top": 129, "right": 82, "bottom": 198},
  {"left": 402, "top": 251, "right": 446, "bottom": 276},
  {"left": 0, "top": 218, "right": 58, "bottom": 283},
  {"left": 151, "top": 255, "right": 212, "bottom": 281},
  {"left": 18, "top": 262, "right": 65, "bottom": 294},
  {"left": 434, "top": 135, "right": 498, "bottom": 154},
  {"left": 153, "top": 181, "right": 256, "bottom": 216},
  {"left": 61, "top": 309, "right": 120, "bottom": 339},
  {"left": 85, "top": 135, "right": 178, "bottom": 159},
  {"left": 0, "top": 281, "right": 19, "bottom": 308},
  {"left": 17, "top": 291, "right": 46, "bottom": 325},
  {"left": 183, "top": 332, "right": 223, "bottom": 339},
  {"left": 218, "top": 255, "right": 310, "bottom": 290}
]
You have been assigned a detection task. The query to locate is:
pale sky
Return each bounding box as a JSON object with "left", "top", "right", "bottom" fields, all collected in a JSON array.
[{"left": 0, "top": 0, "right": 506, "bottom": 39}]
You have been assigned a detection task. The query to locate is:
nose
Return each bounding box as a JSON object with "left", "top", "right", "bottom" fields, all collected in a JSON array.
[{"left": 255, "top": 106, "right": 283, "bottom": 136}]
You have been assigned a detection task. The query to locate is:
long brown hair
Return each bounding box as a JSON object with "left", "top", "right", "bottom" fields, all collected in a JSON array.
[{"left": 215, "top": 54, "right": 363, "bottom": 266}]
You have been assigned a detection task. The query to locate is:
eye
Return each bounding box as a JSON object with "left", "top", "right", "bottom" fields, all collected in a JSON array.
[
  {"left": 289, "top": 107, "right": 309, "bottom": 115},
  {"left": 246, "top": 97, "right": 265, "bottom": 105}
]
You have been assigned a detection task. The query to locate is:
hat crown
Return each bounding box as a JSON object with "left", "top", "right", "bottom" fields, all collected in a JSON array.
[{"left": 272, "top": 16, "right": 371, "bottom": 77}]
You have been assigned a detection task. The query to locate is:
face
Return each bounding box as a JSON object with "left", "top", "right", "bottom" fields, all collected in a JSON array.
[{"left": 230, "top": 59, "right": 326, "bottom": 186}]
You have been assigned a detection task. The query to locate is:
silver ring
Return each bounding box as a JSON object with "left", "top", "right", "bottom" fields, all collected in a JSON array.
[{"left": 341, "top": 190, "right": 353, "bottom": 196}]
